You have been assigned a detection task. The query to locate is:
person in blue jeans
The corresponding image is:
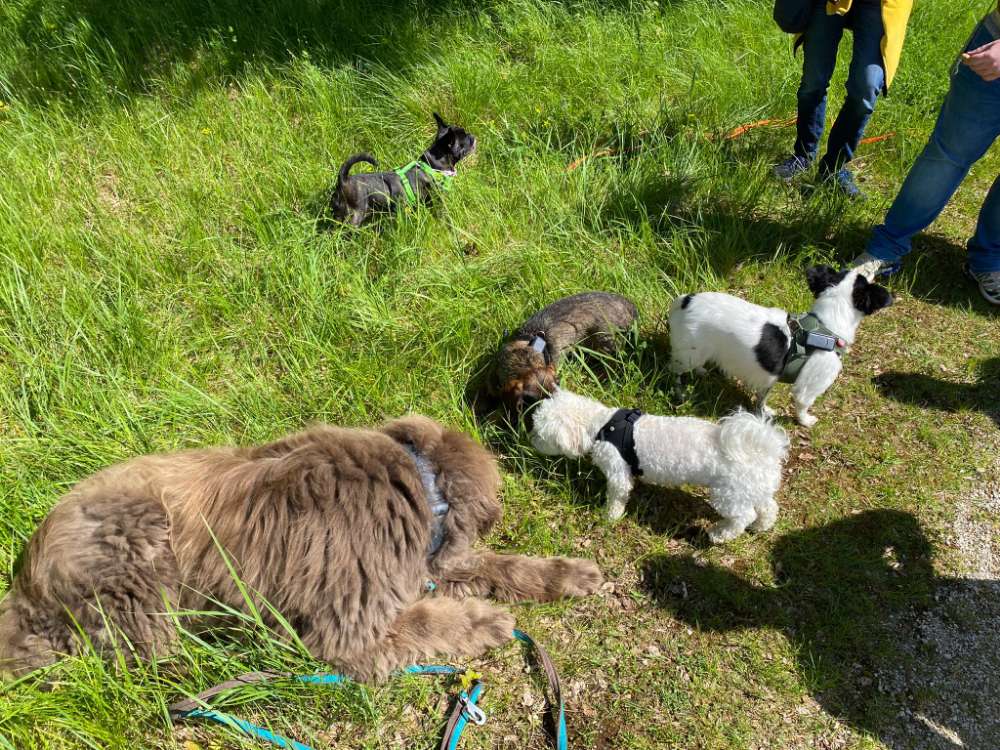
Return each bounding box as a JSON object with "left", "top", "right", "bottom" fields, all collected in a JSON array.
[
  {"left": 853, "top": 9, "right": 1000, "bottom": 305},
  {"left": 775, "top": 0, "right": 912, "bottom": 198}
]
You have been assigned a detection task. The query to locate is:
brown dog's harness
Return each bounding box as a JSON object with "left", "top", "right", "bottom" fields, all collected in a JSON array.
[{"left": 402, "top": 444, "right": 450, "bottom": 558}]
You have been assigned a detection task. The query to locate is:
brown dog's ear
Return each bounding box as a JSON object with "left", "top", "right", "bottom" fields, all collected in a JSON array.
[
  {"left": 432, "top": 112, "right": 448, "bottom": 134},
  {"left": 805, "top": 265, "right": 848, "bottom": 297}
]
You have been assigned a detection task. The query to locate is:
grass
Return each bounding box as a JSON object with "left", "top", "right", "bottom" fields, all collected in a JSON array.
[{"left": 1, "top": 0, "right": 998, "bottom": 747}]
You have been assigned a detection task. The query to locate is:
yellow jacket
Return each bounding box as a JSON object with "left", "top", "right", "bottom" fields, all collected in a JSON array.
[{"left": 798, "top": 0, "right": 914, "bottom": 89}]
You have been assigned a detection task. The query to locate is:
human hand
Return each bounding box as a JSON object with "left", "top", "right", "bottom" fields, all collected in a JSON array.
[{"left": 962, "top": 38, "right": 1000, "bottom": 81}]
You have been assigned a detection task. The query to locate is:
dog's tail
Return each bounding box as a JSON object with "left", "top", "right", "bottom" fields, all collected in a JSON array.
[
  {"left": 336, "top": 153, "right": 378, "bottom": 188},
  {"left": 717, "top": 409, "right": 789, "bottom": 468}
]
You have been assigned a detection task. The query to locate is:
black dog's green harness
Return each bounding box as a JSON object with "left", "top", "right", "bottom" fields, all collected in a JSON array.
[
  {"left": 393, "top": 160, "right": 455, "bottom": 205},
  {"left": 779, "top": 313, "right": 848, "bottom": 384}
]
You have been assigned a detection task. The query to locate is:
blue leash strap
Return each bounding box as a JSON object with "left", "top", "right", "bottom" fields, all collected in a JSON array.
[
  {"left": 513, "top": 629, "right": 568, "bottom": 750},
  {"left": 170, "top": 630, "right": 565, "bottom": 750},
  {"left": 439, "top": 680, "right": 487, "bottom": 750},
  {"left": 169, "top": 665, "right": 481, "bottom": 750},
  {"left": 177, "top": 708, "right": 312, "bottom": 750}
]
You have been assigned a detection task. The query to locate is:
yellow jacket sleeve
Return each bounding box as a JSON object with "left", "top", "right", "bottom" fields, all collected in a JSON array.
[{"left": 795, "top": 0, "right": 914, "bottom": 89}]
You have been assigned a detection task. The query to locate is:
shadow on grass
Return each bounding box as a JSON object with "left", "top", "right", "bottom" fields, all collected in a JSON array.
[
  {"left": 887, "top": 234, "right": 1000, "bottom": 313},
  {"left": 874, "top": 357, "right": 1000, "bottom": 429},
  {"left": 642, "top": 509, "right": 1000, "bottom": 749},
  {"left": 1, "top": 0, "right": 697, "bottom": 107},
  {"left": 597, "top": 165, "right": 873, "bottom": 278},
  {"left": 1, "top": 0, "right": 472, "bottom": 106}
]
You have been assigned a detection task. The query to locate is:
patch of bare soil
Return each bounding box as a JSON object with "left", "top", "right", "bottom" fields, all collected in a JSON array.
[{"left": 879, "top": 440, "right": 1000, "bottom": 750}]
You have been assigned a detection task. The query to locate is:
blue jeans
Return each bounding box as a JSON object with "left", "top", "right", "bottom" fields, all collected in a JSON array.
[
  {"left": 794, "top": 1, "right": 886, "bottom": 172},
  {"left": 868, "top": 19, "right": 1000, "bottom": 273}
]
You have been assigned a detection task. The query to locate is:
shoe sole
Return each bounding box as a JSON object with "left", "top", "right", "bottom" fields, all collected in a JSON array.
[
  {"left": 874, "top": 262, "right": 901, "bottom": 279},
  {"left": 964, "top": 264, "right": 1000, "bottom": 305}
]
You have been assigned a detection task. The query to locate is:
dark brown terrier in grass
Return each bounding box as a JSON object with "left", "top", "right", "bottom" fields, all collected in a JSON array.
[
  {"left": 330, "top": 113, "right": 476, "bottom": 226},
  {"left": 490, "top": 292, "right": 639, "bottom": 414},
  {"left": 0, "top": 416, "right": 602, "bottom": 680}
]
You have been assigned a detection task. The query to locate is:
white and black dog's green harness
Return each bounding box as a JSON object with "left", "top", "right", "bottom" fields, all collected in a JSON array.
[{"left": 779, "top": 312, "right": 848, "bottom": 384}]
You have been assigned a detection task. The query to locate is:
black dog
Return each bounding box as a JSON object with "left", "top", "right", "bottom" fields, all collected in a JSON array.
[{"left": 330, "top": 113, "right": 476, "bottom": 226}]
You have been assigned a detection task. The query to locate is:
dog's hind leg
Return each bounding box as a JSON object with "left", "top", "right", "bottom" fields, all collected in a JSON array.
[
  {"left": 432, "top": 552, "right": 603, "bottom": 603},
  {"left": 706, "top": 487, "right": 757, "bottom": 544},
  {"left": 342, "top": 597, "right": 515, "bottom": 680}
]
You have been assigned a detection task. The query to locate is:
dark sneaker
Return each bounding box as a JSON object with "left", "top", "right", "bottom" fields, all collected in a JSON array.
[
  {"left": 821, "top": 167, "right": 864, "bottom": 200},
  {"left": 774, "top": 155, "right": 812, "bottom": 181},
  {"left": 964, "top": 263, "right": 1000, "bottom": 305}
]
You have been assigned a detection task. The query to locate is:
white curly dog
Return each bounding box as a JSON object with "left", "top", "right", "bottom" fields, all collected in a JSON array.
[{"left": 529, "top": 388, "right": 789, "bottom": 543}]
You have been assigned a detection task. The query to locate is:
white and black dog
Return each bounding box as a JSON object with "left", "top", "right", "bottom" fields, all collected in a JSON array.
[
  {"left": 669, "top": 266, "right": 892, "bottom": 427},
  {"left": 529, "top": 388, "right": 789, "bottom": 543}
]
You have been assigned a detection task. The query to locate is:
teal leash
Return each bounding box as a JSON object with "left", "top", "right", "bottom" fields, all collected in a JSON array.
[
  {"left": 170, "top": 630, "right": 564, "bottom": 750},
  {"left": 513, "top": 629, "right": 567, "bottom": 750}
]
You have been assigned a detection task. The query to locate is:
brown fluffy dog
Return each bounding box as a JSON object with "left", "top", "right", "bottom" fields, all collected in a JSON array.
[
  {"left": 490, "top": 292, "right": 638, "bottom": 413},
  {"left": 0, "top": 416, "right": 602, "bottom": 679}
]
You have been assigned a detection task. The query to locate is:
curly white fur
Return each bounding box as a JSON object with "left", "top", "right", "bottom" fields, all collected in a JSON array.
[
  {"left": 668, "top": 268, "right": 883, "bottom": 427},
  {"left": 530, "top": 388, "right": 789, "bottom": 544}
]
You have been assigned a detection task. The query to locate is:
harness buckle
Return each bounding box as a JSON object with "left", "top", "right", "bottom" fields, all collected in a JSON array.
[{"left": 459, "top": 692, "right": 487, "bottom": 725}]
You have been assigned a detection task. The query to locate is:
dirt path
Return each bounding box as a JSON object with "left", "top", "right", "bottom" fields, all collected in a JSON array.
[{"left": 881, "top": 440, "right": 1000, "bottom": 750}]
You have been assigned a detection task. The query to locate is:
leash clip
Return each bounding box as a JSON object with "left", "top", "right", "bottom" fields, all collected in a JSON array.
[{"left": 459, "top": 692, "right": 487, "bottom": 726}]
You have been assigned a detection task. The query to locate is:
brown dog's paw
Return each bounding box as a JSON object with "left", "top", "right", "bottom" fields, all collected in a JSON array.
[
  {"left": 461, "top": 599, "right": 516, "bottom": 652},
  {"left": 558, "top": 558, "right": 604, "bottom": 598}
]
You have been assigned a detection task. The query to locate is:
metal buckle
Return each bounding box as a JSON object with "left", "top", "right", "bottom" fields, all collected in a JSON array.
[
  {"left": 529, "top": 335, "right": 547, "bottom": 354},
  {"left": 459, "top": 692, "right": 487, "bottom": 725}
]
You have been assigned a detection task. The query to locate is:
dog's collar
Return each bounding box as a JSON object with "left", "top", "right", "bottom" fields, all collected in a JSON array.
[
  {"left": 402, "top": 444, "right": 449, "bottom": 557},
  {"left": 779, "top": 312, "right": 848, "bottom": 384},
  {"left": 595, "top": 409, "right": 644, "bottom": 476},
  {"left": 394, "top": 160, "right": 456, "bottom": 205},
  {"left": 514, "top": 332, "right": 553, "bottom": 365}
]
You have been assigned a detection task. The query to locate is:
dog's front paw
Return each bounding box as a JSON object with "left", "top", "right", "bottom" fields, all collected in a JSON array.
[
  {"left": 796, "top": 411, "right": 818, "bottom": 428},
  {"left": 558, "top": 558, "right": 604, "bottom": 598},
  {"left": 462, "top": 600, "right": 516, "bottom": 652}
]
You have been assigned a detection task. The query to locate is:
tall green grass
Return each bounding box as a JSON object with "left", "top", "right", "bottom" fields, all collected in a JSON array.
[{"left": 1, "top": 0, "right": 997, "bottom": 747}]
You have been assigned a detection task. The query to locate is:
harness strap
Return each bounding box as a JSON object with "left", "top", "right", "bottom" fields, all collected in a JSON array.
[
  {"left": 595, "top": 408, "right": 644, "bottom": 477},
  {"left": 779, "top": 312, "right": 848, "bottom": 385},
  {"left": 393, "top": 160, "right": 455, "bottom": 205}
]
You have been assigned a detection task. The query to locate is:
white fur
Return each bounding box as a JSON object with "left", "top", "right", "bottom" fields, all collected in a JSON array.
[
  {"left": 530, "top": 388, "right": 789, "bottom": 543},
  {"left": 669, "top": 270, "right": 870, "bottom": 427}
]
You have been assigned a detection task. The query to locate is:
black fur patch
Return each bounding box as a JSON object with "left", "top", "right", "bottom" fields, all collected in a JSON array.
[
  {"left": 681, "top": 294, "right": 695, "bottom": 310},
  {"left": 852, "top": 275, "right": 893, "bottom": 315},
  {"left": 754, "top": 323, "right": 789, "bottom": 375},
  {"left": 806, "top": 265, "right": 849, "bottom": 297}
]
